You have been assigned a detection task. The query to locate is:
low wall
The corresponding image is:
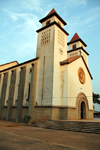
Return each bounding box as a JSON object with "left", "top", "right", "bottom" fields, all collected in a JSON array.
[
  {"left": 2, "top": 107, "right": 7, "bottom": 120},
  {"left": 34, "top": 106, "right": 68, "bottom": 121}
]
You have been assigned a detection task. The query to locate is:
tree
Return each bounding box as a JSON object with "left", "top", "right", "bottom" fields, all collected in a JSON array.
[{"left": 93, "top": 93, "right": 100, "bottom": 104}]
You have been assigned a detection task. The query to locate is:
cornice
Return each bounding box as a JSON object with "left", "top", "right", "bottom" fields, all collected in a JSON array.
[{"left": 36, "top": 21, "right": 69, "bottom": 36}]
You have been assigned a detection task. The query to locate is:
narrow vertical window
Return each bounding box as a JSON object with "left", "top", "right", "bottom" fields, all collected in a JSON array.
[
  {"left": 26, "top": 83, "right": 30, "bottom": 105},
  {"left": 0, "top": 74, "right": 1, "bottom": 85},
  {"left": 73, "top": 44, "right": 76, "bottom": 50},
  {"left": 28, "top": 83, "right": 30, "bottom": 100}
]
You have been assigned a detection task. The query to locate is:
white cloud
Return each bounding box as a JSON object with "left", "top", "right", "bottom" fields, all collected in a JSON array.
[
  {"left": 21, "top": 0, "right": 43, "bottom": 12},
  {"left": 0, "top": 7, "right": 41, "bottom": 63},
  {"left": 66, "top": 5, "right": 100, "bottom": 36},
  {"left": 10, "top": 14, "right": 18, "bottom": 21},
  {"left": 79, "top": 6, "right": 100, "bottom": 26},
  {"left": 89, "top": 22, "right": 100, "bottom": 27},
  {"left": 68, "top": 0, "right": 87, "bottom": 7},
  {"left": 78, "top": 0, "right": 87, "bottom": 6},
  {"left": 3, "top": 9, "right": 40, "bottom": 33}
]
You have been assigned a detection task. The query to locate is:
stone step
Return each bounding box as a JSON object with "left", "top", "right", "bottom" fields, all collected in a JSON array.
[{"left": 31, "top": 120, "right": 100, "bottom": 134}]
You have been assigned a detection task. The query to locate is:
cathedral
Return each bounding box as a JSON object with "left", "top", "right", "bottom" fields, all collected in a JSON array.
[{"left": 0, "top": 9, "right": 93, "bottom": 123}]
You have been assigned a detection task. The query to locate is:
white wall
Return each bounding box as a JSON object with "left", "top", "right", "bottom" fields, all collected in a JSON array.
[
  {"left": 67, "top": 50, "right": 88, "bottom": 66},
  {"left": 69, "top": 41, "right": 85, "bottom": 50},
  {"left": 0, "top": 61, "right": 18, "bottom": 71},
  {"left": 52, "top": 25, "right": 67, "bottom": 105},
  {"left": 13, "top": 62, "right": 35, "bottom": 106},
  {"left": 67, "top": 49, "right": 80, "bottom": 58},
  {"left": 67, "top": 57, "right": 93, "bottom": 110},
  {"left": 42, "top": 16, "right": 64, "bottom": 28},
  {"left": 36, "top": 26, "right": 54, "bottom": 105},
  {"left": 36, "top": 18, "right": 68, "bottom": 106},
  {"left": 60, "top": 65, "right": 68, "bottom": 106},
  {"left": 0, "top": 61, "right": 37, "bottom": 107}
]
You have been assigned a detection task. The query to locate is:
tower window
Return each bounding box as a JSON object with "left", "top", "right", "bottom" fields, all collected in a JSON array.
[
  {"left": 46, "top": 20, "right": 50, "bottom": 25},
  {"left": 73, "top": 44, "right": 76, "bottom": 50}
]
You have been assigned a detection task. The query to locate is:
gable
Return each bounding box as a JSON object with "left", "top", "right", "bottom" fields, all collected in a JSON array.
[{"left": 60, "top": 56, "right": 93, "bottom": 80}]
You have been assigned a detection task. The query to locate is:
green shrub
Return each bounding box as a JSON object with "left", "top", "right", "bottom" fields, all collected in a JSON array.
[{"left": 23, "top": 115, "right": 31, "bottom": 124}]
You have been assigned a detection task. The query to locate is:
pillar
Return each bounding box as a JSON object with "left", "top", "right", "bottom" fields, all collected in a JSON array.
[
  {"left": 0, "top": 72, "right": 9, "bottom": 119},
  {"left": 16, "top": 66, "right": 26, "bottom": 122},
  {"left": 28, "top": 62, "right": 38, "bottom": 122},
  {"left": 6, "top": 69, "right": 16, "bottom": 121}
]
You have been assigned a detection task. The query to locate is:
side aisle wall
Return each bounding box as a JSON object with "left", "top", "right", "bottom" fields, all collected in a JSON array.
[{"left": 0, "top": 60, "right": 38, "bottom": 122}]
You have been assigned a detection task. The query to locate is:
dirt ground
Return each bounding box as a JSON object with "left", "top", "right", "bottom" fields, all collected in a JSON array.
[{"left": 0, "top": 120, "right": 100, "bottom": 150}]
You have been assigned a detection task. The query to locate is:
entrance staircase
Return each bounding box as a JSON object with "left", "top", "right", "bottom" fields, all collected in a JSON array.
[{"left": 31, "top": 120, "right": 100, "bottom": 134}]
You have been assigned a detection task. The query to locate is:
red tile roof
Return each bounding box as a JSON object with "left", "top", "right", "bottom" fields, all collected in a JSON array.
[
  {"left": 70, "top": 33, "right": 80, "bottom": 42},
  {"left": 47, "top": 8, "right": 56, "bottom": 16},
  {"left": 39, "top": 8, "right": 67, "bottom": 25},
  {"left": 67, "top": 33, "right": 87, "bottom": 47},
  {"left": 62, "top": 56, "right": 79, "bottom": 64}
]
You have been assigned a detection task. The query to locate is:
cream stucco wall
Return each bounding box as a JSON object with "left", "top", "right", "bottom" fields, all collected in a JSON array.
[
  {"left": 13, "top": 62, "right": 36, "bottom": 106},
  {"left": 0, "top": 60, "right": 37, "bottom": 106},
  {"left": 60, "top": 57, "right": 93, "bottom": 110},
  {"left": 42, "top": 16, "right": 64, "bottom": 28},
  {"left": 69, "top": 41, "right": 85, "bottom": 50},
  {"left": 36, "top": 26, "right": 54, "bottom": 105},
  {"left": 60, "top": 65, "right": 68, "bottom": 106},
  {"left": 36, "top": 19, "right": 68, "bottom": 106},
  {"left": 0, "top": 61, "right": 18, "bottom": 71},
  {"left": 67, "top": 57, "right": 93, "bottom": 110},
  {"left": 52, "top": 25, "right": 67, "bottom": 105},
  {"left": 82, "top": 51, "right": 88, "bottom": 66},
  {"left": 67, "top": 49, "right": 88, "bottom": 66},
  {"left": 67, "top": 49, "right": 80, "bottom": 58}
]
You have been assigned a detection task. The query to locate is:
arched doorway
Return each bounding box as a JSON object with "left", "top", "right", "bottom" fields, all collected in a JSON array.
[
  {"left": 76, "top": 93, "right": 89, "bottom": 120},
  {"left": 81, "top": 101, "right": 86, "bottom": 119}
]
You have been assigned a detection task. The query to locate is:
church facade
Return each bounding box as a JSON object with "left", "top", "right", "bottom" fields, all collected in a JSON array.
[{"left": 0, "top": 9, "right": 93, "bottom": 123}]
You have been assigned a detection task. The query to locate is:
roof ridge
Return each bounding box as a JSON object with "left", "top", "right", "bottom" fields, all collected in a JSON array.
[
  {"left": 47, "top": 8, "right": 56, "bottom": 16},
  {"left": 70, "top": 33, "right": 80, "bottom": 42}
]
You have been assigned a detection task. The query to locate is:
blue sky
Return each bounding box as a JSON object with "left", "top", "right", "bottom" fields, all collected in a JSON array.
[{"left": 0, "top": 0, "right": 100, "bottom": 110}]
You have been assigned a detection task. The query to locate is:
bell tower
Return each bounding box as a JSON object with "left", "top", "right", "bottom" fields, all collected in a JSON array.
[
  {"left": 67, "top": 33, "right": 89, "bottom": 66},
  {"left": 36, "top": 9, "right": 69, "bottom": 106}
]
